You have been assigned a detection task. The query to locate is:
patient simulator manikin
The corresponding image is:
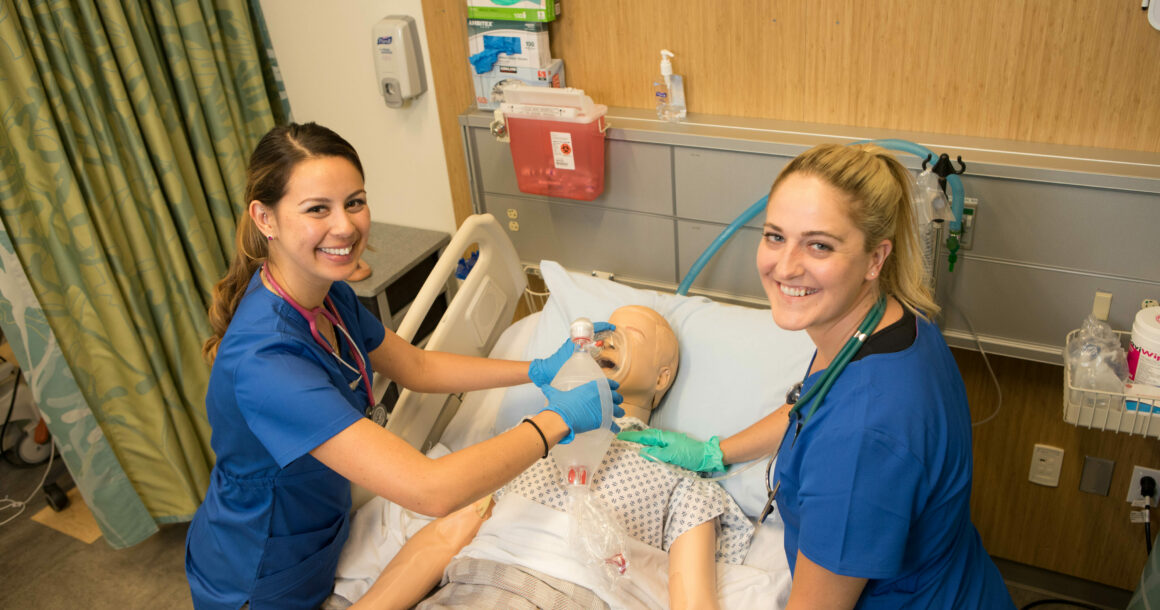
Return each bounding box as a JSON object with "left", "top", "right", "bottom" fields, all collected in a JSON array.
[{"left": 342, "top": 306, "right": 753, "bottom": 609}]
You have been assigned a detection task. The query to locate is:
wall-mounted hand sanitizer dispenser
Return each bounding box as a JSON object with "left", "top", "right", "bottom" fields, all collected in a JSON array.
[{"left": 373, "top": 15, "right": 427, "bottom": 108}]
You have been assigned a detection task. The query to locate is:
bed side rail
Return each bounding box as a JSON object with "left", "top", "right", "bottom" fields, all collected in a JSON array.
[{"left": 382, "top": 213, "right": 527, "bottom": 450}]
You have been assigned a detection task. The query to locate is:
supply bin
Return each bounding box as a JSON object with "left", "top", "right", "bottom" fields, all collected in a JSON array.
[
  {"left": 499, "top": 86, "right": 607, "bottom": 201},
  {"left": 1063, "top": 328, "right": 1160, "bottom": 439}
]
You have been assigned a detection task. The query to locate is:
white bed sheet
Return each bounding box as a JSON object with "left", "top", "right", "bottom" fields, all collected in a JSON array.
[{"left": 335, "top": 304, "right": 793, "bottom": 608}]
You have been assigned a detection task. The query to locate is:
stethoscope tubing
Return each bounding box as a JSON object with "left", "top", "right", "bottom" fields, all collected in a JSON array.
[
  {"left": 787, "top": 295, "right": 887, "bottom": 425},
  {"left": 761, "top": 294, "right": 888, "bottom": 523},
  {"left": 262, "top": 263, "right": 375, "bottom": 408}
]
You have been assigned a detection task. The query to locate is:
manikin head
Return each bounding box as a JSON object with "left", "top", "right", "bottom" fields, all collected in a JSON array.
[{"left": 594, "top": 306, "right": 679, "bottom": 423}]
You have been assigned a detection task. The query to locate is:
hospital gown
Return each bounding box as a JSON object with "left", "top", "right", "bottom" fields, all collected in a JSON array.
[
  {"left": 414, "top": 419, "right": 754, "bottom": 609},
  {"left": 498, "top": 418, "right": 753, "bottom": 563}
]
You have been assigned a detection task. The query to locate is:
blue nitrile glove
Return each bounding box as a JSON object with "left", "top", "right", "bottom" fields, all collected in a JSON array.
[
  {"left": 528, "top": 322, "right": 615, "bottom": 388},
  {"left": 541, "top": 379, "right": 624, "bottom": 444},
  {"left": 617, "top": 428, "right": 725, "bottom": 473},
  {"left": 468, "top": 36, "right": 521, "bottom": 74}
]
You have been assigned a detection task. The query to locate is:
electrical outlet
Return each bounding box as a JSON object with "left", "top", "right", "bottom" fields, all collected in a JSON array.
[
  {"left": 958, "top": 197, "right": 978, "bottom": 250},
  {"left": 1029, "top": 444, "right": 1064, "bottom": 487},
  {"left": 1126, "top": 465, "right": 1160, "bottom": 504},
  {"left": 1092, "top": 291, "right": 1113, "bottom": 322}
]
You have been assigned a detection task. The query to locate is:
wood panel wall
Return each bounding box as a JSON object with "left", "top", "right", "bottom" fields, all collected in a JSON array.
[
  {"left": 957, "top": 348, "right": 1155, "bottom": 591},
  {"left": 422, "top": 0, "right": 1160, "bottom": 590},
  {"left": 422, "top": 1, "right": 476, "bottom": 226},
  {"left": 551, "top": 1, "right": 1160, "bottom": 152},
  {"left": 426, "top": 0, "right": 1160, "bottom": 227}
]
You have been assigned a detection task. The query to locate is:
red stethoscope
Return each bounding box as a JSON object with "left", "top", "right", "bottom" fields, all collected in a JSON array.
[{"left": 262, "top": 263, "right": 375, "bottom": 408}]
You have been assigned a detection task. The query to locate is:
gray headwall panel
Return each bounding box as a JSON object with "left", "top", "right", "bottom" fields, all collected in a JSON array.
[
  {"left": 483, "top": 195, "right": 677, "bottom": 284},
  {"left": 463, "top": 108, "right": 1160, "bottom": 363},
  {"left": 959, "top": 175, "right": 1160, "bottom": 281},
  {"left": 676, "top": 222, "right": 765, "bottom": 299},
  {"left": 674, "top": 148, "right": 790, "bottom": 226},
  {"left": 936, "top": 258, "right": 1160, "bottom": 351}
]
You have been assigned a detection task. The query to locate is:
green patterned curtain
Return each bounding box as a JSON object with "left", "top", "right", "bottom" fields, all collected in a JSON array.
[{"left": 0, "top": 0, "right": 286, "bottom": 547}]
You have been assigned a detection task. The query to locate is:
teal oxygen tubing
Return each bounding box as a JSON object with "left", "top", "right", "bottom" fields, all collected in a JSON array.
[{"left": 675, "top": 139, "right": 967, "bottom": 296}]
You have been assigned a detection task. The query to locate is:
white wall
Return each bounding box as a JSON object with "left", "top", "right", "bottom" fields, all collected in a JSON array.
[{"left": 258, "top": 1, "right": 456, "bottom": 234}]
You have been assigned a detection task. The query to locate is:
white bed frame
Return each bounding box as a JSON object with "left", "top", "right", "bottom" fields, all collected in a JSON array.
[{"left": 379, "top": 213, "right": 526, "bottom": 452}]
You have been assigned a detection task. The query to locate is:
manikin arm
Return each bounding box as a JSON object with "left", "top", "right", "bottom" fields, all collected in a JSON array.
[
  {"left": 352, "top": 496, "right": 494, "bottom": 609},
  {"left": 667, "top": 519, "right": 720, "bottom": 610}
]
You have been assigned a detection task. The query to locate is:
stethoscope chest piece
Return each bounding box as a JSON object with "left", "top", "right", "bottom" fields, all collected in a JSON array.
[
  {"left": 786, "top": 382, "right": 802, "bottom": 405},
  {"left": 368, "top": 403, "right": 388, "bottom": 427}
]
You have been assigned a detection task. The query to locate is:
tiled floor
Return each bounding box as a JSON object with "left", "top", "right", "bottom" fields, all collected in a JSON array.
[{"left": 0, "top": 456, "right": 1138, "bottom": 609}]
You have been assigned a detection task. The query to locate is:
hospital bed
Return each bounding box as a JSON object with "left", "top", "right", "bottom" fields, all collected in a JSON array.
[{"left": 338, "top": 213, "right": 815, "bottom": 608}]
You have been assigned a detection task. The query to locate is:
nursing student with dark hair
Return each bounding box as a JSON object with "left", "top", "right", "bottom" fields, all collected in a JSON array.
[{"left": 186, "top": 122, "right": 620, "bottom": 609}]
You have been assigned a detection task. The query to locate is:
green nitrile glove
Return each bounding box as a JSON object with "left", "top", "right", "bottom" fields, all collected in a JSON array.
[{"left": 617, "top": 428, "right": 725, "bottom": 473}]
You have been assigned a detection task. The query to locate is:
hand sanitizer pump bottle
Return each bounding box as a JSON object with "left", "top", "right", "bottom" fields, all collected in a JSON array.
[
  {"left": 550, "top": 318, "right": 615, "bottom": 488},
  {"left": 654, "top": 49, "right": 686, "bottom": 122}
]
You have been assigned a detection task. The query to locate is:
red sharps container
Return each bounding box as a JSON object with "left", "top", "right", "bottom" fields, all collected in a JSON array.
[{"left": 499, "top": 86, "right": 608, "bottom": 201}]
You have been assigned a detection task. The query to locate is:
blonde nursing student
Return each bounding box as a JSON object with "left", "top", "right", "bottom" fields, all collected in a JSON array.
[{"left": 622, "top": 144, "right": 1013, "bottom": 609}]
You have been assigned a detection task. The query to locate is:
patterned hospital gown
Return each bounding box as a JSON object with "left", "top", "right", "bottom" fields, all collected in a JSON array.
[{"left": 496, "top": 419, "right": 754, "bottom": 564}]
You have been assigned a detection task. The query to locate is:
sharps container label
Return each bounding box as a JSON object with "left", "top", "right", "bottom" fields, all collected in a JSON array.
[{"left": 551, "top": 132, "right": 575, "bottom": 170}]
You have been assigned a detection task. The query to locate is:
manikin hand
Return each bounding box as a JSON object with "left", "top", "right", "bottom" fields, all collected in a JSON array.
[
  {"left": 617, "top": 428, "right": 725, "bottom": 473},
  {"left": 528, "top": 322, "right": 615, "bottom": 387},
  {"left": 541, "top": 379, "right": 624, "bottom": 444}
]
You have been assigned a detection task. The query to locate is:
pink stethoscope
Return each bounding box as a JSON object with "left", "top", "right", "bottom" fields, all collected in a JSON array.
[{"left": 262, "top": 263, "right": 375, "bottom": 408}]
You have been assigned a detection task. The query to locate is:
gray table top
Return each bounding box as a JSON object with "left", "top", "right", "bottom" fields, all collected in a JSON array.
[{"left": 348, "top": 222, "right": 451, "bottom": 298}]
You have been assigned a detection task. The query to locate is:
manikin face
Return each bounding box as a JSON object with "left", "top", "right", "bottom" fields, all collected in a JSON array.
[
  {"left": 594, "top": 306, "right": 677, "bottom": 413},
  {"left": 255, "top": 156, "right": 370, "bottom": 300},
  {"left": 756, "top": 173, "right": 890, "bottom": 346}
]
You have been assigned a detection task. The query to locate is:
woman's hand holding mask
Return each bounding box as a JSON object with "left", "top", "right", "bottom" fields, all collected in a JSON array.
[{"left": 528, "top": 322, "right": 615, "bottom": 387}]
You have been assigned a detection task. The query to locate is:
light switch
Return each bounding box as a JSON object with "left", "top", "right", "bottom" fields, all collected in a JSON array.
[{"left": 1029, "top": 444, "right": 1064, "bottom": 487}]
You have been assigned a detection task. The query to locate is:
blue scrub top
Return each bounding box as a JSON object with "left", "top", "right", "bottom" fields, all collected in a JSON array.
[
  {"left": 186, "top": 270, "right": 385, "bottom": 610},
  {"left": 772, "top": 315, "right": 1013, "bottom": 609}
]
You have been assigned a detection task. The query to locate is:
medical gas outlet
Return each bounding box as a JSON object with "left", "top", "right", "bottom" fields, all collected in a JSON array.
[
  {"left": 958, "top": 198, "right": 978, "bottom": 250},
  {"left": 373, "top": 16, "right": 428, "bottom": 108}
]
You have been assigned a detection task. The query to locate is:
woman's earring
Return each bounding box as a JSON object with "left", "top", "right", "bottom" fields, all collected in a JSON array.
[{"left": 266, "top": 235, "right": 273, "bottom": 241}]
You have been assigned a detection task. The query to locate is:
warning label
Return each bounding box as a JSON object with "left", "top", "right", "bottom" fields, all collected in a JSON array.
[{"left": 551, "top": 131, "right": 575, "bottom": 170}]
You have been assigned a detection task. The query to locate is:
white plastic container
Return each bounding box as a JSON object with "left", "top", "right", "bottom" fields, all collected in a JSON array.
[
  {"left": 549, "top": 318, "right": 614, "bottom": 488},
  {"left": 1129, "top": 306, "right": 1160, "bottom": 385}
]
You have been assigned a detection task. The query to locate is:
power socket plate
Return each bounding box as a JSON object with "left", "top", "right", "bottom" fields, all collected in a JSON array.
[{"left": 1126, "top": 465, "right": 1160, "bottom": 503}]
